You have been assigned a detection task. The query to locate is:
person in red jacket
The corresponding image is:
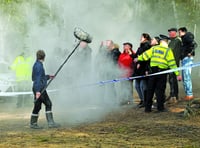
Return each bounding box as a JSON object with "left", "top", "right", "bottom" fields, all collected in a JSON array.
[{"left": 118, "top": 42, "right": 135, "bottom": 105}]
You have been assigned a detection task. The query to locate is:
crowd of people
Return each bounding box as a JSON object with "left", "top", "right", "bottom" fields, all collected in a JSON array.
[
  {"left": 8, "top": 26, "right": 197, "bottom": 129},
  {"left": 94, "top": 26, "right": 197, "bottom": 113}
]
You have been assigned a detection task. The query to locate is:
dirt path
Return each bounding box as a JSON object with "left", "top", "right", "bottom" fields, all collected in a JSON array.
[{"left": 1, "top": 99, "right": 200, "bottom": 148}]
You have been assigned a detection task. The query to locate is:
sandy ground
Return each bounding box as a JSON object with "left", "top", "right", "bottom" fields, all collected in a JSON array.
[
  {"left": 1, "top": 92, "right": 200, "bottom": 148},
  {"left": 0, "top": 82, "right": 200, "bottom": 147}
]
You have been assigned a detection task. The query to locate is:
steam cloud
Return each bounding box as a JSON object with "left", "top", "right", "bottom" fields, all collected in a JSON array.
[{"left": 0, "top": 0, "right": 199, "bottom": 126}]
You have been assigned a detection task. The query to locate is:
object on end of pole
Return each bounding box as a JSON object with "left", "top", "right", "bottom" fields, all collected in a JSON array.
[{"left": 74, "top": 27, "right": 92, "bottom": 43}]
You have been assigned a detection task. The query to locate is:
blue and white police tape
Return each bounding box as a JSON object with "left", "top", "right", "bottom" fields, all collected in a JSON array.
[{"left": 82, "top": 61, "right": 200, "bottom": 87}]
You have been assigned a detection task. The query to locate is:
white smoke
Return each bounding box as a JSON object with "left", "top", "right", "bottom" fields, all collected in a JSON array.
[{"left": 0, "top": 0, "right": 200, "bottom": 126}]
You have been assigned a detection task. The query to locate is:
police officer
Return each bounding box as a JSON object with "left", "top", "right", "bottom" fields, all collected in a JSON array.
[
  {"left": 11, "top": 50, "right": 33, "bottom": 108},
  {"left": 30, "top": 50, "right": 60, "bottom": 129},
  {"left": 134, "top": 35, "right": 181, "bottom": 112}
]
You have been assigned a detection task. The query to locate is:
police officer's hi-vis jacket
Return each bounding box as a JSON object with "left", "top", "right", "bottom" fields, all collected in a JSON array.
[
  {"left": 137, "top": 42, "right": 179, "bottom": 76},
  {"left": 11, "top": 55, "right": 33, "bottom": 81}
]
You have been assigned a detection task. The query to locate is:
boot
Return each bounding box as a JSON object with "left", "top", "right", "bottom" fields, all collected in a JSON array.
[
  {"left": 30, "top": 114, "right": 42, "bottom": 129},
  {"left": 46, "top": 111, "right": 60, "bottom": 128}
]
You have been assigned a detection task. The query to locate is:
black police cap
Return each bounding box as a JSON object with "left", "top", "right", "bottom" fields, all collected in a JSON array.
[{"left": 159, "top": 34, "right": 170, "bottom": 40}]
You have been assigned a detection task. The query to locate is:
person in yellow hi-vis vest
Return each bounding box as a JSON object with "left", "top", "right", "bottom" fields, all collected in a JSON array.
[
  {"left": 134, "top": 35, "right": 182, "bottom": 113},
  {"left": 11, "top": 51, "right": 34, "bottom": 108}
]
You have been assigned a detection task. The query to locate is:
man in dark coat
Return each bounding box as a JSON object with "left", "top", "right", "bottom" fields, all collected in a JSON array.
[
  {"left": 30, "top": 50, "right": 60, "bottom": 129},
  {"left": 178, "top": 27, "right": 197, "bottom": 100},
  {"left": 166, "top": 28, "right": 182, "bottom": 103}
]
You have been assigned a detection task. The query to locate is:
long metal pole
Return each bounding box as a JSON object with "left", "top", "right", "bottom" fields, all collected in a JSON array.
[{"left": 41, "top": 41, "right": 81, "bottom": 94}]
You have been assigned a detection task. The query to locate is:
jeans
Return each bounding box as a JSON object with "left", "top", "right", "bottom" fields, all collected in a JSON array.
[
  {"left": 181, "top": 56, "right": 193, "bottom": 96},
  {"left": 135, "top": 79, "right": 147, "bottom": 101}
]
